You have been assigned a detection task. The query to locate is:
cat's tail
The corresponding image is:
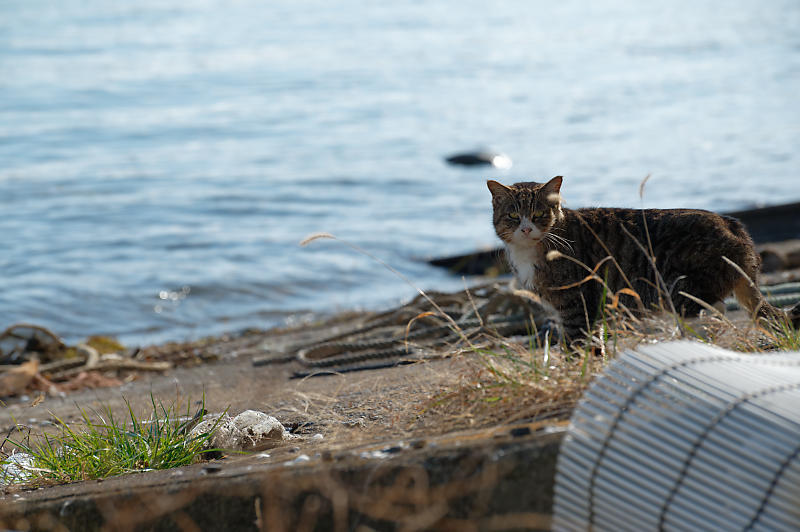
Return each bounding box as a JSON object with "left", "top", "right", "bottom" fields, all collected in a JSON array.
[{"left": 733, "top": 277, "right": 800, "bottom": 330}]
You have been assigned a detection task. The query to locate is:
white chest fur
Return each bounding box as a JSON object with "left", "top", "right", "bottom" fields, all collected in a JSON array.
[{"left": 506, "top": 243, "right": 542, "bottom": 290}]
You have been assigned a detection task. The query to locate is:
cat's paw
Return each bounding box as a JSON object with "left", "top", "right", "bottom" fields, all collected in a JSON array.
[{"left": 536, "top": 318, "right": 562, "bottom": 345}]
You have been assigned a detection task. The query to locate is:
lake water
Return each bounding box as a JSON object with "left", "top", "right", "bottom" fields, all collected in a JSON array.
[{"left": 1, "top": 1, "right": 799, "bottom": 345}]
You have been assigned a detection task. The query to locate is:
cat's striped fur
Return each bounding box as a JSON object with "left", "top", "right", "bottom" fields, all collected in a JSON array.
[{"left": 488, "top": 176, "right": 797, "bottom": 340}]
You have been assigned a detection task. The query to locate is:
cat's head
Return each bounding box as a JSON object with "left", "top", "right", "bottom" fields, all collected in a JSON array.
[{"left": 487, "top": 176, "right": 564, "bottom": 246}]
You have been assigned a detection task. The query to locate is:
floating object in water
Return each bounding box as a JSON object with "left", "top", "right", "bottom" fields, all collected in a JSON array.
[{"left": 445, "top": 151, "right": 512, "bottom": 169}]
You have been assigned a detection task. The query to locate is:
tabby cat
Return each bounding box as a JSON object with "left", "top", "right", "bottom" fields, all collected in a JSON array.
[{"left": 488, "top": 176, "right": 797, "bottom": 340}]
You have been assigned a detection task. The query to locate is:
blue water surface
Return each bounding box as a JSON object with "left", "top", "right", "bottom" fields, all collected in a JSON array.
[{"left": 1, "top": 1, "right": 798, "bottom": 344}]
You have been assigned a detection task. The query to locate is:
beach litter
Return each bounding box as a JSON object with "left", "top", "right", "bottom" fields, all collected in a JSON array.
[{"left": 0, "top": 324, "right": 172, "bottom": 398}]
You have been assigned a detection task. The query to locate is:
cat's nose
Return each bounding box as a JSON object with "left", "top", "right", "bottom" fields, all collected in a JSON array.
[{"left": 521, "top": 227, "right": 532, "bottom": 235}]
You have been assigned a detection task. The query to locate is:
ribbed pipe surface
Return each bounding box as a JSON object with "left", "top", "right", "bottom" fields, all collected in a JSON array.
[{"left": 553, "top": 341, "right": 800, "bottom": 532}]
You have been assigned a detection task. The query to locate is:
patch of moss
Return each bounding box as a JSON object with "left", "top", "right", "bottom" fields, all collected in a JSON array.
[{"left": 86, "top": 336, "right": 125, "bottom": 355}]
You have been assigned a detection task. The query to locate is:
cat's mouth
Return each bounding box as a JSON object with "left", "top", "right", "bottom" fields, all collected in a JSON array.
[{"left": 514, "top": 233, "right": 542, "bottom": 245}]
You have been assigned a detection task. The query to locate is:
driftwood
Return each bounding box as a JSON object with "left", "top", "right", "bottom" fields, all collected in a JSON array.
[{"left": 50, "top": 359, "right": 172, "bottom": 380}]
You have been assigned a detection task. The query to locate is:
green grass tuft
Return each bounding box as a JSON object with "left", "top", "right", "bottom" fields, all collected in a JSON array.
[
  {"left": 763, "top": 316, "right": 800, "bottom": 351},
  {"left": 6, "top": 395, "right": 222, "bottom": 485}
]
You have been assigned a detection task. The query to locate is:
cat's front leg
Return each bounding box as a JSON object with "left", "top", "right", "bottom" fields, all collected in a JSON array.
[
  {"left": 534, "top": 316, "right": 563, "bottom": 346},
  {"left": 554, "top": 303, "right": 594, "bottom": 345}
]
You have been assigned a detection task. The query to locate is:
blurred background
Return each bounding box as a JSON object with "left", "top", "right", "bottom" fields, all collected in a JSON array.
[{"left": 1, "top": 0, "right": 798, "bottom": 345}]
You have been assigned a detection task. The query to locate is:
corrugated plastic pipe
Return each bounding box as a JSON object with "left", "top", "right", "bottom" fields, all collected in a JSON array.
[{"left": 553, "top": 341, "right": 800, "bottom": 531}]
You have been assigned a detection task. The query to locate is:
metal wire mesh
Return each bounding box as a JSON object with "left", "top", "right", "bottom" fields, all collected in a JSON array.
[{"left": 553, "top": 341, "right": 800, "bottom": 531}]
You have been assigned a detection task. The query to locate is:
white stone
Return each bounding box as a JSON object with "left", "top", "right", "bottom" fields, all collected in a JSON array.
[
  {"left": 1, "top": 452, "right": 36, "bottom": 485},
  {"left": 230, "top": 410, "right": 288, "bottom": 452},
  {"left": 189, "top": 410, "right": 293, "bottom": 454}
]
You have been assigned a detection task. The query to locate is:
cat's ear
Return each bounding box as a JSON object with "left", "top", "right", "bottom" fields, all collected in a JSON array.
[
  {"left": 543, "top": 176, "right": 563, "bottom": 205},
  {"left": 544, "top": 176, "right": 562, "bottom": 193},
  {"left": 487, "top": 180, "right": 512, "bottom": 200}
]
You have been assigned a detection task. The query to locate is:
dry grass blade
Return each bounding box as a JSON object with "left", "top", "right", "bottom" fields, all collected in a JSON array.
[
  {"left": 299, "top": 232, "right": 470, "bottom": 346},
  {"left": 404, "top": 311, "right": 438, "bottom": 349},
  {"left": 463, "top": 279, "right": 485, "bottom": 327},
  {"left": 619, "top": 224, "right": 677, "bottom": 315},
  {"left": 546, "top": 254, "right": 615, "bottom": 292},
  {"left": 721, "top": 255, "right": 757, "bottom": 290},
  {"left": 677, "top": 291, "right": 734, "bottom": 326},
  {"left": 299, "top": 232, "right": 335, "bottom": 247},
  {"left": 609, "top": 288, "right": 641, "bottom": 310},
  {"left": 419, "top": 341, "right": 604, "bottom": 430},
  {"left": 638, "top": 173, "right": 653, "bottom": 200},
  {"left": 572, "top": 211, "right": 637, "bottom": 292}
]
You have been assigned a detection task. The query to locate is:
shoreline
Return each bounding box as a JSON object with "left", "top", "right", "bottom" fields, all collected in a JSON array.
[
  {"left": 2, "top": 288, "right": 795, "bottom": 528},
  {"left": 2, "top": 233, "right": 800, "bottom": 405},
  {"left": 1, "top": 236, "right": 799, "bottom": 528}
]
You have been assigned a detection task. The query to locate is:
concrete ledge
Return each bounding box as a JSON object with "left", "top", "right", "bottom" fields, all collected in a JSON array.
[{"left": 0, "top": 424, "right": 564, "bottom": 531}]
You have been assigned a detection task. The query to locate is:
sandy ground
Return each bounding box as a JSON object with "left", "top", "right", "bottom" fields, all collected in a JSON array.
[{"left": 0, "top": 313, "right": 510, "bottom": 464}]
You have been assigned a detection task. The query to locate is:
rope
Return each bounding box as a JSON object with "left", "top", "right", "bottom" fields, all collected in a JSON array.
[
  {"left": 296, "top": 316, "right": 532, "bottom": 368},
  {"left": 252, "top": 283, "right": 559, "bottom": 373},
  {"left": 254, "top": 282, "right": 800, "bottom": 374}
]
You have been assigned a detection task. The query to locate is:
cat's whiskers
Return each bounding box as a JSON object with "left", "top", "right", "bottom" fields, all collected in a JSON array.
[
  {"left": 541, "top": 235, "right": 559, "bottom": 253},
  {"left": 544, "top": 231, "right": 574, "bottom": 254},
  {"left": 542, "top": 235, "right": 558, "bottom": 253},
  {"left": 549, "top": 226, "right": 572, "bottom": 241}
]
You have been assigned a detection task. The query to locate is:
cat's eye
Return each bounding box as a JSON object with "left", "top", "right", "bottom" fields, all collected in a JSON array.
[
  {"left": 508, "top": 212, "right": 520, "bottom": 220},
  {"left": 533, "top": 210, "right": 545, "bottom": 219}
]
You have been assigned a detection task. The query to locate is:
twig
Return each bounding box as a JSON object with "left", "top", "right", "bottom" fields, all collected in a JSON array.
[{"left": 49, "top": 360, "right": 172, "bottom": 380}]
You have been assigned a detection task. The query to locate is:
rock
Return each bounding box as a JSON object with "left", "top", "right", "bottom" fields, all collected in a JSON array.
[
  {"left": 760, "top": 249, "right": 786, "bottom": 272},
  {"left": 189, "top": 410, "right": 293, "bottom": 454},
  {"left": 758, "top": 240, "right": 800, "bottom": 272},
  {"left": 229, "top": 410, "right": 289, "bottom": 452},
  {"left": 286, "top": 454, "right": 310, "bottom": 465},
  {"left": 1, "top": 452, "right": 36, "bottom": 485},
  {"left": 189, "top": 415, "right": 233, "bottom": 458}
]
